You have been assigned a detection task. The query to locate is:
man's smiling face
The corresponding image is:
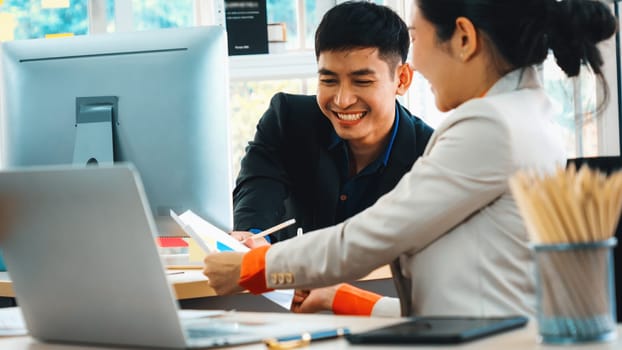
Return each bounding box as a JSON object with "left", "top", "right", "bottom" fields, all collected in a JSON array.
[{"left": 316, "top": 48, "right": 402, "bottom": 148}]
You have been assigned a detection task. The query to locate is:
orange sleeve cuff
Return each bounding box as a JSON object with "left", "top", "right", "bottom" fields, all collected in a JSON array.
[
  {"left": 238, "top": 246, "right": 273, "bottom": 294},
  {"left": 332, "top": 283, "right": 382, "bottom": 316}
]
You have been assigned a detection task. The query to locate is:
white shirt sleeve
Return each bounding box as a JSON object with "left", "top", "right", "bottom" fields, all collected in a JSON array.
[{"left": 370, "top": 297, "right": 401, "bottom": 317}]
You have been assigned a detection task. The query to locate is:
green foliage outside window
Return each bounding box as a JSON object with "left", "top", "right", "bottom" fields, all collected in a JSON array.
[{"left": 132, "top": 0, "right": 193, "bottom": 30}]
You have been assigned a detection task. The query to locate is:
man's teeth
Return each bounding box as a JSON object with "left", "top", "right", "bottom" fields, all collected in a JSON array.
[{"left": 337, "top": 112, "right": 364, "bottom": 121}]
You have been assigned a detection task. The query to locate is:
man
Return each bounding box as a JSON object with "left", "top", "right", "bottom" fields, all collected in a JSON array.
[{"left": 232, "top": 1, "right": 432, "bottom": 243}]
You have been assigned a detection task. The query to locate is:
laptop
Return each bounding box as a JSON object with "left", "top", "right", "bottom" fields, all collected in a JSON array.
[{"left": 0, "top": 165, "right": 328, "bottom": 348}]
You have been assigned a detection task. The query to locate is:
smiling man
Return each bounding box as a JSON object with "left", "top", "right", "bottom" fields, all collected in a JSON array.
[{"left": 232, "top": 1, "right": 433, "bottom": 243}]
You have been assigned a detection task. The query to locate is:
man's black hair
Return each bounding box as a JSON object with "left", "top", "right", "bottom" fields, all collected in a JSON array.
[{"left": 315, "top": 1, "right": 409, "bottom": 70}]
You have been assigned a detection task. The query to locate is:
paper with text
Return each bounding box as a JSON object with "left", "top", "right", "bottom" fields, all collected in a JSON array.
[{"left": 170, "top": 210, "right": 293, "bottom": 309}]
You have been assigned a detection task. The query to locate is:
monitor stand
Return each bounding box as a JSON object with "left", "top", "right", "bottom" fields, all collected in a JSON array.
[{"left": 73, "top": 96, "right": 118, "bottom": 166}]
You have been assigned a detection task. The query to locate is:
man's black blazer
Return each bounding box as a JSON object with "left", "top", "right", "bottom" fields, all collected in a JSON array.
[{"left": 233, "top": 92, "right": 433, "bottom": 241}]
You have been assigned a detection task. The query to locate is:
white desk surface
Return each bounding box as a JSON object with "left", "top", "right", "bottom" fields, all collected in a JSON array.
[{"left": 0, "top": 312, "right": 619, "bottom": 349}]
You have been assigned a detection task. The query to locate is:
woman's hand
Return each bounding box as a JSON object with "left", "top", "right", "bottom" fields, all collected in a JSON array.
[{"left": 203, "top": 252, "right": 245, "bottom": 295}]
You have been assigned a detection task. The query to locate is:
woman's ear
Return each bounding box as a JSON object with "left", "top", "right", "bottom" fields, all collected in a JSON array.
[
  {"left": 453, "top": 16, "right": 478, "bottom": 62},
  {"left": 396, "top": 62, "right": 414, "bottom": 96}
]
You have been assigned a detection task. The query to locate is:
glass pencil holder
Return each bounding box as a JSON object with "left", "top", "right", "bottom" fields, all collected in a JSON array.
[{"left": 533, "top": 237, "right": 617, "bottom": 344}]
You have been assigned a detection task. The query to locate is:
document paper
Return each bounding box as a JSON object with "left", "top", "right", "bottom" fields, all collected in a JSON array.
[
  {"left": 0, "top": 307, "right": 27, "bottom": 336},
  {"left": 170, "top": 210, "right": 294, "bottom": 309}
]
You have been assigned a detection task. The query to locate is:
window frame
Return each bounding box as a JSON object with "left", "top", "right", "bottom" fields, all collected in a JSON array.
[{"left": 596, "top": 17, "right": 620, "bottom": 157}]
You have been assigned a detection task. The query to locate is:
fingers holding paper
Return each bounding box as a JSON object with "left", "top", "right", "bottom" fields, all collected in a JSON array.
[{"left": 203, "top": 252, "right": 245, "bottom": 295}]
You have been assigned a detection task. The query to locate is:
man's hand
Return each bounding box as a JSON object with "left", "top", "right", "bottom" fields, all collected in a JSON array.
[
  {"left": 290, "top": 285, "right": 340, "bottom": 313},
  {"left": 203, "top": 252, "right": 245, "bottom": 295},
  {"left": 230, "top": 231, "right": 271, "bottom": 249},
  {"left": 290, "top": 289, "right": 311, "bottom": 313},
  {"left": 230, "top": 231, "right": 253, "bottom": 241}
]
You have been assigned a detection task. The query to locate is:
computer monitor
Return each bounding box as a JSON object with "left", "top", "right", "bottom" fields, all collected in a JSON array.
[{"left": 0, "top": 26, "right": 233, "bottom": 236}]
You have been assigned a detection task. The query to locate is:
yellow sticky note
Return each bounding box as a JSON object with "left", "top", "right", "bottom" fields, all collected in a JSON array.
[
  {"left": 41, "top": 0, "right": 70, "bottom": 9},
  {"left": 45, "top": 32, "right": 74, "bottom": 38},
  {"left": 186, "top": 238, "right": 204, "bottom": 263},
  {"left": 0, "top": 13, "right": 17, "bottom": 42}
]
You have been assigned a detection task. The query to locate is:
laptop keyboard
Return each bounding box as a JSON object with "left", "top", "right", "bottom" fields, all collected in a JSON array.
[
  {"left": 183, "top": 319, "right": 243, "bottom": 340},
  {"left": 186, "top": 328, "right": 238, "bottom": 339}
]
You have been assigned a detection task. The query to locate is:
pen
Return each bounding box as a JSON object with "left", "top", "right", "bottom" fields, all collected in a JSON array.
[
  {"left": 250, "top": 218, "right": 296, "bottom": 240},
  {"left": 263, "top": 327, "right": 350, "bottom": 349}
]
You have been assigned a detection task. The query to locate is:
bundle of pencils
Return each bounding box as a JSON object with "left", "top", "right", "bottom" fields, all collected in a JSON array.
[
  {"left": 509, "top": 165, "right": 622, "bottom": 244},
  {"left": 509, "top": 165, "right": 620, "bottom": 340}
]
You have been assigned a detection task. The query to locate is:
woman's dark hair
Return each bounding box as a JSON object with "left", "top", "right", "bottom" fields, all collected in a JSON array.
[
  {"left": 417, "top": 0, "right": 616, "bottom": 76},
  {"left": 416, "top": 0, "right": 617, "bottom": 107},
  {"left": 315, "top": 1, "right": 410, "bottom": 72}
]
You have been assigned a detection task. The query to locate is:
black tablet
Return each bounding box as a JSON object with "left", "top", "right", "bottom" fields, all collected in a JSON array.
[{"left": 345, "top": 316, "right": 528, "bottom": 344}]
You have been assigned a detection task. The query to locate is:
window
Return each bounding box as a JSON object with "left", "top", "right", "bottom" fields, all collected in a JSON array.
[
  {"left": 266, "top": 0, "right": 296, "bottom": 49},
  {"left": 541, "top": 26, "right": 620, "bottom": 158},
  {"left": 0, "top": 0, "right": 88, "bottom": 40},
  {"left": 542, "top": 54, "right": 599, "bottom": 158},
  {"left": 132, "top": 0, "right": 194, "bottom": 30},
  {"left": 229, "top": 78, "right": 316, "bottom": 178}
]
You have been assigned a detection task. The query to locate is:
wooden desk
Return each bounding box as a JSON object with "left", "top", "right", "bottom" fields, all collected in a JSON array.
[
  {"left": 0, "top": 265, "right": 392, "bottom": 300},
  {"left": 0, "top": 272, "right": 12, "bottom": 299},
  {"left": 0, "top": 312, "right": 619, "bottom": 349}
]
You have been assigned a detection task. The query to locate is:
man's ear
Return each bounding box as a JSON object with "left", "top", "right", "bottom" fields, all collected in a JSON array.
[
  {"left": 453, "top": 16, "right": 478, "bottom": 62},
  {"left": 396, "top": 62, "right": 413, "bottom": 96}
]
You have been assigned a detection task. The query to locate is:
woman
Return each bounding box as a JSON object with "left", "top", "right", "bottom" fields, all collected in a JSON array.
[{"left": 204, "top": 0, "right": 617, "bottom": 317}]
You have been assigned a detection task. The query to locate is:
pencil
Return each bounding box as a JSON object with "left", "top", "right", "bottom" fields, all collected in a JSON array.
[{"left": 250, "top": 218, "right": 296, "bottom": 240}]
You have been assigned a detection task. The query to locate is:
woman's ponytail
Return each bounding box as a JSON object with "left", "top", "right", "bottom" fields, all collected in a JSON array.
[{"left": 546, "top": 0, "right": 617, "bottom": 77}]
